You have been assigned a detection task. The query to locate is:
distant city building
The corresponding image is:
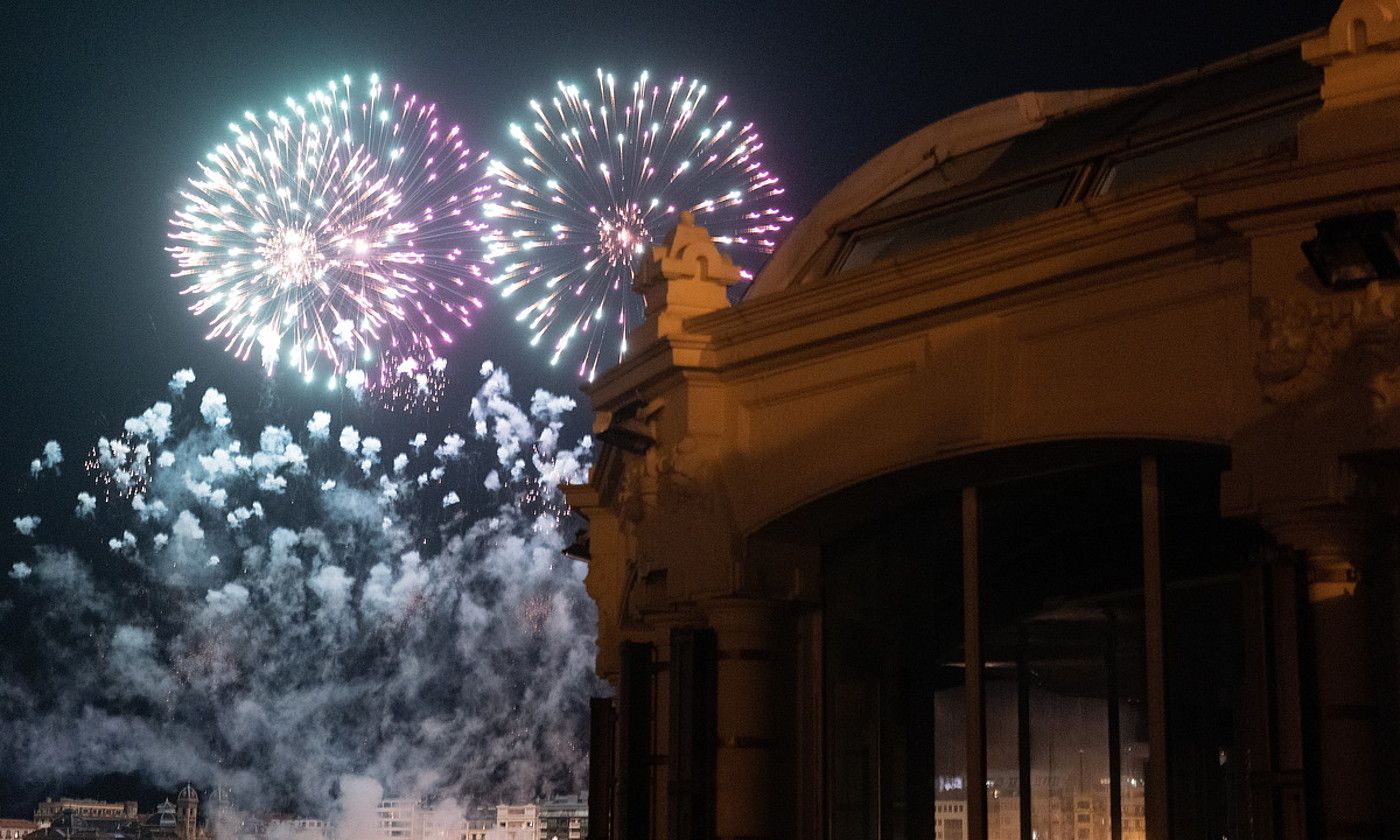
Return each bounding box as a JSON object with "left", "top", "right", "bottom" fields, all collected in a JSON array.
[
  {"left": 23, "top": 787, "right": 201, "bottom": 840},
  {"left": 934, "top": 798, "right": 965, "bottom": 840},
  {"left": 461, "top": 808, "right": 495, "bottom": 840},
  {"left": 375, "top": 800, "right": 419, "bottom": 840},
  {"left": 485, "top": 805, "right": 536, "bottom": 840},
  {"left": 536, "top": 796, "right": 586, "bottom": 840},
  {"left": 33, "top": 799, "right": 138, "bottom": 825},
  {"left": 156, "top": 792, "right": 585, "bottom": 840},
  {"left": 0, "top": 820, "right": 38, "bottom": 840},
  {"left": 177, "top": 785, "right": 198, "bottom": 840},
  {"left": 417, "top": 805, "right": 460, "bottom": 840},
  {"left": 930, "top": 772, "right": 1147, "bottom": 840}
]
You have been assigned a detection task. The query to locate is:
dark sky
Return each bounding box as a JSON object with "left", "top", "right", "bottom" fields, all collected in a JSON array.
[
  {"left": 1, "top": 0, "right": 1336, "bottom": 810},
  {"left": 1, "top": 0, "right": 1339, "bottom": 489}
]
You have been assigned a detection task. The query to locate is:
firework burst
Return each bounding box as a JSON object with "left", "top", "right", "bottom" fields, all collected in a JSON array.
[
  {"left": 168, "top": 74, "right": 495, "bottom": 389},
  {"left": 484, "top": 70, "right": 790, "bottom": 380}
]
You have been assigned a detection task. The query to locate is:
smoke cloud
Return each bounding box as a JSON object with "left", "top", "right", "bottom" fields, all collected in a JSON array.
[
  {"left": 13, "top": 515, "right": 41, "bottom": 537},
  {"left": 1, "top": 363, "right": 599, "bottom": 815}
]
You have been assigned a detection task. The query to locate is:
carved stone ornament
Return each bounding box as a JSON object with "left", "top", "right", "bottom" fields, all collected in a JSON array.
[
  {"left": 632, "top": 211, "right": 740, "bottom": 327},
  {"left": 1302, "top": 0, "right": 1400, "bottom": 109},
  {"left": 1257, "top": 281, "right": 1400, "bottom": 417},
  {"left": 611, "top": 421, "right": 736, "bottom": 619}
]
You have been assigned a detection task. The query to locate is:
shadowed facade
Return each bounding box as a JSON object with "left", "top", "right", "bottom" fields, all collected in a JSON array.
[{"left": 566, "top": 3, "right": 1400, "bottom": 838}]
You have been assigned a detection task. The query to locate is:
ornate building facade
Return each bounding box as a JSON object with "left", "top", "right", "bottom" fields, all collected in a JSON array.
[
  {"left": 23, "top": 787, "right": 200, "bottom": 840},
  {"left": 567, "top": 2, "right": 1400, "bottom": 839}
]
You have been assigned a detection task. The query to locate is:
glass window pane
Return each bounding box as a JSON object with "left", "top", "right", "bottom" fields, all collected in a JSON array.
[
  {"left": 1096, "top": 106, "right": 1310, "bottom": 197},
  {"left": 1159, "top": 453, "right": 1258, "bottom": 839},
  {"left": 1127, "top": 50, "right": 1318, "bottom": 132},
  {"left": 871, "top": 141, "right": 1013, "bottom": 212},
  {"left": 981, "top": 460, "right": 1146, "bottom": 840},
  {"left": 840, "top": 176, "right": 1072, "bottom": 272},
  {"left": 984, "top": 676, "right": 1023, "bottom": 840},
  {"left": 824, "top": 494, "right": 963, "bottom": 840}
]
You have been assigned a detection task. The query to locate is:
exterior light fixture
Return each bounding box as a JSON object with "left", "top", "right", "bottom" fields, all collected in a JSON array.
[
  {"left": 1301, "top": 210, "right": 1400, "bottom": 288},
  {"left": 596, "top": 415, "right": 655, "bottom": 453},
  {"left": 593, "top": 398, "right": 663, "bottom": 454},
  {"left": 563, "top": 527, "right": 591, "bottom": 562}
]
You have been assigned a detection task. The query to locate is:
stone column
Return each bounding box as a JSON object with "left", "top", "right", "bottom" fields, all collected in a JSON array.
[
  {"left": 1264, "top": 507, "right": 1380, "bottom": 840},
  {"left": 705, "top": 599, "right": 782, "bottom": 840}
]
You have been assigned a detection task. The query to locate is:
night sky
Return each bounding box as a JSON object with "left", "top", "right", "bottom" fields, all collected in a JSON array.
[{"left": 2, "top": 0, "right": 1337, "bottom": 814}]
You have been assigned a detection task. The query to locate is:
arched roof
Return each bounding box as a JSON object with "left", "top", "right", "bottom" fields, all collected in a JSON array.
[
  {"left": 747, "top": 89, "right": 1125, "bottom": 298},
  {"left": 747, "top": 32, "right": 1321, "bottom": 298}
]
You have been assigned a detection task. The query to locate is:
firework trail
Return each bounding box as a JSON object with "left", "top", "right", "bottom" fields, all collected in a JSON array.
[
  {"left": 167, "top": 74, "right": 496, "bottom": 396},
  {"left": 2, "top": 363, "right": 598, "bottom": 812},
  {"left": 375, "top": 350, "right": 449, "bottom": 415},
  {"left": 484, "top": 70, "right": 790, "bottom": 379}
]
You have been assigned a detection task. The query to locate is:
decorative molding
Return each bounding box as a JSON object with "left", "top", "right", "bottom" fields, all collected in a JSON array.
[
  {"left": 627, "top": 211, "right": 740, "bottom": 350},
  {"left": 1255, "top": 295, "right": 1356, "bottom": 402},
  {"left": 1303, "top": 0, "right": 1400, "bottom": 110},
  {"left": 1256, "top": 281, "right": 1400, "bottom": 418}
]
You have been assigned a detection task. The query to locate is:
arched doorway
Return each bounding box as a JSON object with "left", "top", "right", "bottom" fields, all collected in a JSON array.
[{"left": 755, "top": 441, "right": 1295, "bottom": 840}]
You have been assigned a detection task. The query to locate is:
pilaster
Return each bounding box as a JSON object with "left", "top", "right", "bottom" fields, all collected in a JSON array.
[
  {"left": 1262, "top": 507, "right": 1381, "bottom": 840},
  {"left": 704, "top": 599, "right": 783, "bottom": 840}
]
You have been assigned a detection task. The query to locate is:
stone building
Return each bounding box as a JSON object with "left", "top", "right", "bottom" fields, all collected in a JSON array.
[
  {"left": 32, "top": 800, "right": 138, "bottom": 826},
  {"left": 566, "top": 2, "right": 1400, "bottom": 839},
  {"left": 538, "top": 796, "right": 588, "bottom": 840},
  {"left": 23, "top": 788, "right": 199, "bottom": 840},
  {"left": 0, "top": 820, "right": 39, "bottom": 840}
]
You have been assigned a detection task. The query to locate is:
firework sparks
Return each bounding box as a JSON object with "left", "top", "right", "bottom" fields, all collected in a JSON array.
[
  {"left": 521, "top": 593, "right": 551, "bottom": 634},
  {"left": 484, "top": 70, "right": 790, "bottom": 380},
  {"left": 86, "top": 432, "right": 153, "bottom": 502},
  {"left": 375, "top": 349, "right": 449, "bottom": 414},
  {"left": 168, "top": 74, "right": 496, "bottom": 388}
]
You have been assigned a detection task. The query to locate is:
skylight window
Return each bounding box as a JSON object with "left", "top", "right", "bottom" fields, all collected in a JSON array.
[{"left": 838, "top": 173, "right": 1074, "bottom": 272}]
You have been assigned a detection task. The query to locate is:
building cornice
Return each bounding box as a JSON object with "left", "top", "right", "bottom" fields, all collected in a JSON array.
[
  {"left": 1196, "top": 145, "right": 1400, "bottom": 230},
  {"left": 589, "top": 143, "right": 1400, "bottom": 393},
  {"left": 697, "top": 187, "right": 1204, "bottom": 367}
]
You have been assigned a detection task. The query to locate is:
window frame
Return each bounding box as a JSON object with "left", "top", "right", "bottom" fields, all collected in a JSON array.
[
  {"left": 829, "top": 167, "right": 1083, "bottom": 275},
  {"left": 821, "top": 84, "right": 1319, "bottom": 281}
]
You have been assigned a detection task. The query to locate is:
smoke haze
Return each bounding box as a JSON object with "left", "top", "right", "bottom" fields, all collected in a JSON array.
[{"left": 0, "top": 362, "right": 599, "bottom": 815}]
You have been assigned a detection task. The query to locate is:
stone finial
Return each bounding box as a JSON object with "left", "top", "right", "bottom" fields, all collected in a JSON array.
[
  {"left": 629, "top": 211, "right": 740, "bottom": 345},
  {"left": 1303, "top": 0, "right": 1400, "bottom": 109}
]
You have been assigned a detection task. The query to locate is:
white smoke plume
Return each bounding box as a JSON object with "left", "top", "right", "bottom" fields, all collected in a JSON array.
[
  {"left": 170, "top": 368, "right": 197, "bottom": 395},
  {"left": 307, "top": 411, "right": 332, "bottom": 441},
  {"left": 29, "top": 441, "right": 63, "bottom": 477},
  {"left": 44, "top": 441, "right": 63, "bottom": 470},
  {"left": 1, "top": 363, "right": 598, "bottom": 815}
]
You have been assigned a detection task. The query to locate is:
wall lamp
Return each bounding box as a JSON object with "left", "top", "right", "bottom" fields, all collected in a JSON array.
[
  {"left": 563, "top": 527, "right": 590, "bottom": 563},
  {"left": 1302, "top": 210, "right": 1400, "bottom": 289},
  {"left": 593, "top": 398, "right": 663, "bottom": 454}
]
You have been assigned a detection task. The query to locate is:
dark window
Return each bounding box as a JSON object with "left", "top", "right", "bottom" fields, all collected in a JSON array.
[
  {"left": 869, "top": 141, "right": 1014, "bottom": 212},
  {"left": 587, "top": 697, "right": 616, "bottom": 840},
  {"left": 824, "top": 492, "right": 964, "bottom": 840},
  {"left": 980, "top": 461, "right": 1147, "bottom": 840},
  {"left": 838, "top": 175, "right": 1073, "bottom": 273},
  {"left": 819, "top": 448, "right": 1275, "bottom": 840},
  {"left": 668, "top": 627, "right": 717, "bottom": 840},
  {"left": 1094, "top": 105, "right": 1309, "bottom": 197},
  {"left": 616, "top": 642, "right": 653, "bottom": 840},
  {"left": 1158, "top": 456, "right": 1279, "bottom": 839}
]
